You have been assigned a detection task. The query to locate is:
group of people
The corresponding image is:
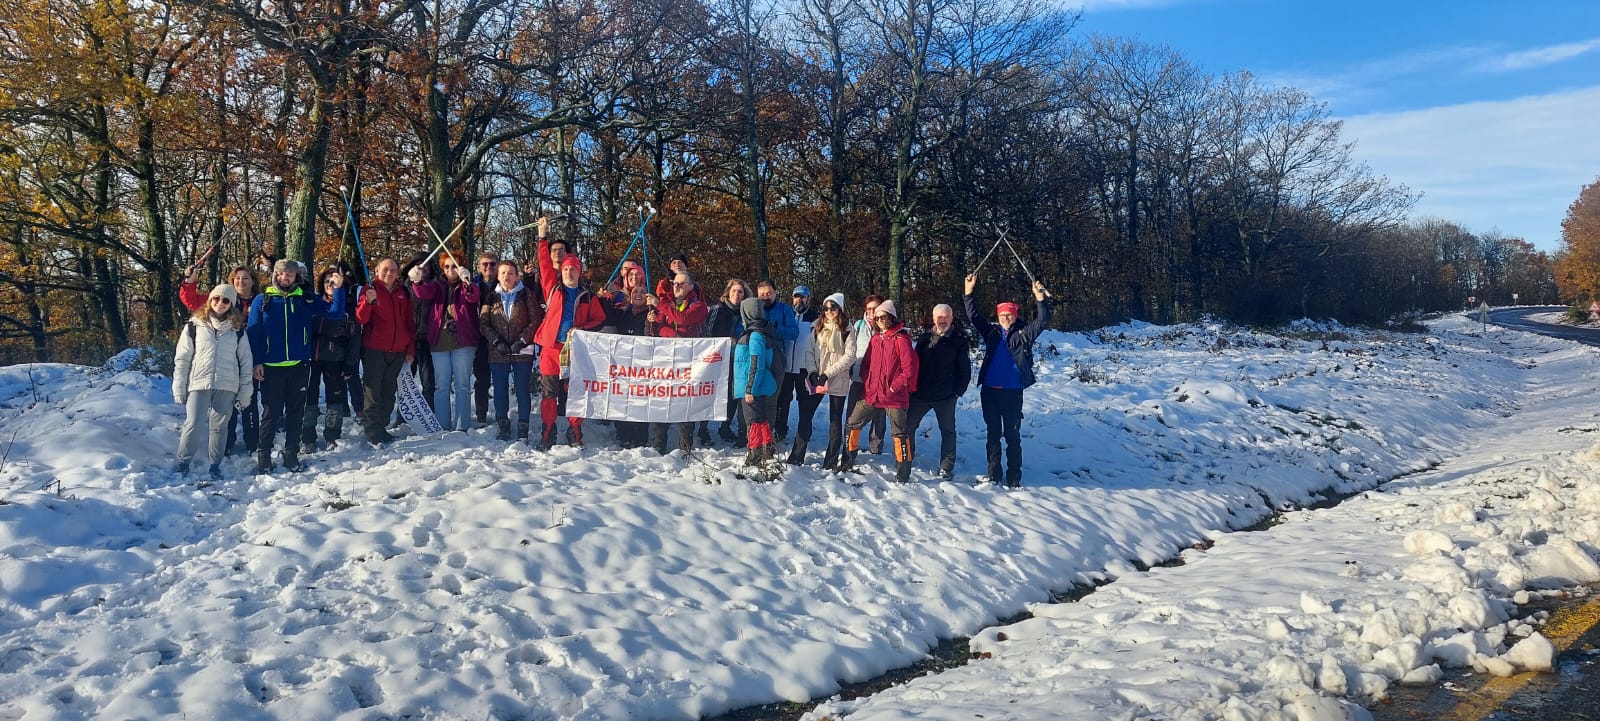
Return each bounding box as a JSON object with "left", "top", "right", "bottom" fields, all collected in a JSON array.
[{"left": 170, "top": 219, "right": 1051, "bottom": 487}]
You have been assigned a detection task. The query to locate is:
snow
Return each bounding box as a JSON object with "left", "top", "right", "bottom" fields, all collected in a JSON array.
[{"left": 1, "top": 315, "right": 1598, "bottom": 720}]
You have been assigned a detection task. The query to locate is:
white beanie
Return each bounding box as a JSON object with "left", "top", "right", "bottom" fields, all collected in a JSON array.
[
  {"left": 209, "top": 283, "right": 239, "bottom": 304},
  {"left": 876, "top": 299, "right": 899, "bottom": 319},
  {"left": 825, "top": 292, "right": 845, "bottom": 310}
]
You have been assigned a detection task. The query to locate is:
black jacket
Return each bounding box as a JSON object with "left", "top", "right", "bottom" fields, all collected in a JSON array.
[
  {"left": 312, "top": 314, "right": 363, "bottom": 370},
  {"left": 964, "top": 295, "right": 1050, "bottom": 390},
  {"left": 706, "top": 301, "right": 743, "bottom": 339},
  {"left": 910, "top": 324, "right": 973, "bottom": 403}
]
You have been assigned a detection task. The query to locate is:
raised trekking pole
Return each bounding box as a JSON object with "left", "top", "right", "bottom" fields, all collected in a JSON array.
[
  {"left": 640, "top": 201, "right": 655, "bottom": 290},
  {"left": 995, "top": 225, "right": 1051, "bottom": 298},
  {"left": 604, "top": 203, "right": 657, "bottom": 289},
  {"left": 340, "top": 177, "right": 371, "bottom": 285},
  {"left": 420, "top": 218, "right": 467, "bottom": 269}
]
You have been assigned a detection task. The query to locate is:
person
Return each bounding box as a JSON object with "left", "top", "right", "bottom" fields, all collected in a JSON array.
[
  {"left": 600, "top": 259, "right": 652, "bottom": 448},
  {"left": 773, "top": 285, "right": 818, "bottom": 443},
  {"left": 846, "top": 294, "right": 886, "bottom": 454},
  {"left": 401, "top": 253, "right": 437, "bottom": 414},
  {"left": 907, "top": 303, "right": 972, "bottom": 479},
  {"left": 480, "top": 260, "right": 544, "bottom": 440},
  {"left": 792, "top": 292, "right": 855, "bottom": 468},
  {"left": 173, "top": 284, "right": 253, "bottom": 481},
  {"left": 182, "top": 265, "right": 263, "bottom": 456},
  {"left": 733, "top": 297, "right": 779, "bottom": 466},
  {"left": 411, "top": 253, "right": 482, "bottom": 432},
  {"left": 472, "top": 251, "right": 500, "bottom": 425},
  {"left": 705, "top": 279, "right": 751, "bottom": 445},
  {"left": 533, "top": 218, "right": 607, "bottom": 448},
  {"left": 246, "top": 260, "right": 346, "bottom": 473},
  {"left": 839, "top": 299, "right": 919, "bottom": 481},
  {"left": 355, "top": 257, "right": 415, "bottom": 445},
  {"left": 648, "top": 271, "right": 709, "bottom": 454},
  {"left": 964, "top": 274, "right": 1051, "bottom": 487},
  {"left": 653, "top": 253, "right": 692, "bottom": 303},
  {"left": 754, "top": 280, "right": 799, "bottom": 440},
  {"left": 300, "top": 265, "right": 363, "bottom": 454}
]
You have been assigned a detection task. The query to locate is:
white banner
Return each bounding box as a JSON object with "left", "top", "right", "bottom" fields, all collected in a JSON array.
[
  {"left": 396, "top": 364, "right": 445, "bottom": 435},
  {"left": 566, "top": 330, "right": 731, "bottom": 423}
]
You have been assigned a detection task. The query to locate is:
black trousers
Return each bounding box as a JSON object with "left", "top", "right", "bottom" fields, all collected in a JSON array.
[
  {"left": 302, "top": 361, "right": 350, "bottom": 445},
  {"left": 225, "top": 380, "right": 259, "bottom": 455},
  {"left": 774, "top": 371, "right": 807, "bottom": 436},
  {"left": 820, "top": 394, "right": 849, "bottom": 467},
  {"left": 907, "top": 397, "right": 959, "bottom": 473},
  {"left": 258, "top": 363, "right": 310, "bottom": 456},
  {"left": 362, "top": 349, "right": 407, "bottom": 438},
  {"left": 980, "top": 386, "right": 1024, "bottom": 481},
  {"left": 473, "top": 338, "right": 491, "bottom": 422}
]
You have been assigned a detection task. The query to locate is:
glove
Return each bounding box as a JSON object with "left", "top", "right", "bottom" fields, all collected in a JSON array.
[
  {"left": 511, "top": 340, "right": 526, "bottom": 354},
  {"left": 809, "top": 372, "right": 826, "bottom": 386},
  {"left": 174, "top": 394, "right": 185, "bottom": 405},
  {"left": 407, "top": 266, "right": 424, "bottom": 283},
  {"left": 494, "top": 341, "right": 512, "bottom": 356}
]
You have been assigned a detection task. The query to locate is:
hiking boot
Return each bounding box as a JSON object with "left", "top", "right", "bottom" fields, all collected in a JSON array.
[
  {"left": 718, "top": 424, "right": 738, "bottom": 444},
  {"left": 207, "top": 464, "right": 223, "bottom": 481},
  {"left": 300, "top": 440, "right": 318, "bottom": 456},
  {"left": 744, "top": 447, "right": 763, "bottom": 466},
  {"left": 837, "top": 451, "right": 857, "bottom": 473},
  {"left": 565, "top": 424, "right": 583, "bottom": 448},
  {"left": 697, "top": 427, "right": 714, "bottom": 447},
  {"left": 282, "top": 452, "right": 302, "bottom": 473},
  {"left": 785, "top": 445, "right": 806, "bottom": 466},
  {"left": 538, "top": 424, "right": 557, "bottom": 450},
  {"left": 255, "top": 451, "right": 273, "bottom": 475},
  {"left": 496, "top": 419, "right": 512, "bottom": 441},
  {"left": 175, "top": 460, "right": 190, "bottom": 476},
  {"left": 517, "top": 421, "right": 530, "bottom": 441}
]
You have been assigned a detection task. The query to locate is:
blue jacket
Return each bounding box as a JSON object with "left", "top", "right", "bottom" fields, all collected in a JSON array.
[
  {"left": 763, "top": 300, "right": 799, "bottom": 349},
  {"left": 964, "top": 295, "right": 1050, "bottom": 390},
  {"left": 248, "top": 284, "right": 346, "bottom": 366},
  {"left": 734, "top": 330, "right": 778, "bottom": 397}
]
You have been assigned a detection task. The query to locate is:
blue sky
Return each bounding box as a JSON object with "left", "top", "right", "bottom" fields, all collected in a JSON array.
[{"left": 1076, "top": 0, "right": 1600, "bottom": 252}]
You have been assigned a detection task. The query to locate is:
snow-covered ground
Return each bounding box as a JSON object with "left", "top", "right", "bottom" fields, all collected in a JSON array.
[{"left": 2, "top": 315, "right": 1598, "bottom": 721}]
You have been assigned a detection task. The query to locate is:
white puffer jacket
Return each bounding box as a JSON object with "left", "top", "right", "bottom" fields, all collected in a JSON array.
[{"left": 173, "top": 316, "right": 253, "bottom": 407}]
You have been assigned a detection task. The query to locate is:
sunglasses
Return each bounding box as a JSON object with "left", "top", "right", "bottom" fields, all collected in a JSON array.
[
  {"left": 824, "top": 306, "right": 840, "bottom": 312},
  {"left": 211, "top": 297, "right": 233, "bottom": 306},
  {"left": 874, "top": 314, "right": 892, "bottom": 322}
]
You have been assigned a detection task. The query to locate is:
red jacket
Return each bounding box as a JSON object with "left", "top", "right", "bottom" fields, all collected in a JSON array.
[
  {"left": 860, "top": 322, "right": 919, "bottom": 409},
  {"left": 535, "top": 283, "right": 607, "bottom": 348},
  {"left": 654, "top": 294, "right": 707, "bottom": 338},
  {"left": 356, "top": 281, "right": 416, "bottom": 353},
  {"left": 179, "top": 281, "right": 207, "bottom": 312}
]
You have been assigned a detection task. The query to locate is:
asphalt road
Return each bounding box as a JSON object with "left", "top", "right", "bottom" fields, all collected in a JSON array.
[{"left": 1374, "top": 307, "right": 1600, "bottom": 721}]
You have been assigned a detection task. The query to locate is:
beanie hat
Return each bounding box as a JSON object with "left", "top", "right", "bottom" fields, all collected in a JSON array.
[
  {"left": 996, "top": 301, "right": 1020, "bottom": 316},
  {"left": 209, "top": 283, "right": 239, "bottom": 304},
  {"left": 561, "top": 255, "right": 583, "bottom": 273},
  {"left": 669, "top": 253, "right": 690, "bottom": 267},
  {"left": 824, "top": 292, "right": 845, "bottom": 310},
  {"left": 876, "top": 300, "right": 899, "bottom": 319}
]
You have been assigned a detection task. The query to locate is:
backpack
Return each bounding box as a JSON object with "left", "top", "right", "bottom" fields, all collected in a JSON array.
[
  {"left": 739, "top": 328, "right": 786, "bottom": 384},
  {"left": 184, "top": 321, "right": 245, "bottom": 345}
]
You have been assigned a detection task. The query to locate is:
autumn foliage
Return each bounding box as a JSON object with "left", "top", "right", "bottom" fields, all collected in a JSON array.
[{"left": 0, "top": 0, "right": 1561, "bottom": 364}]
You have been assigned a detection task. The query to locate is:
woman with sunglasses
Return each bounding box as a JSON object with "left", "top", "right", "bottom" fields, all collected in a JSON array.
[
  {"left": 791, "top": 293, "right": 856, "bottom": 468},
  {"left": 173, "top": 284, "right": 253, "bottom": 481},
  {"left": 412, "top": 253, "right": 483, "bottom": 432}
]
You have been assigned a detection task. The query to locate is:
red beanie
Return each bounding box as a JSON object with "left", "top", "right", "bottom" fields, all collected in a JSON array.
[
  {"left": 997, "top": 301, "right": 1020, "bottom": 315},
  {"left": 561, "top": 255, "right": 583, "bottom": 273}
]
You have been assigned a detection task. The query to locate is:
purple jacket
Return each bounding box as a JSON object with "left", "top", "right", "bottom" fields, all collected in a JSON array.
[{"left": 412, "top": 278, "right": 482, "bottom": 347}]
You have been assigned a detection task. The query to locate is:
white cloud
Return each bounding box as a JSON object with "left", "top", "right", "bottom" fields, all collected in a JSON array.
[
  {"left": 1340, "top": 85, "right": 1600, "bottom": 251},
  {"left": 1497, "top": 38, "right": 1600, "bottom": 71}
]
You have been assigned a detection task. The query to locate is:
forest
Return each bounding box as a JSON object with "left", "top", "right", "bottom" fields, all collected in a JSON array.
[{"left": 0, "top": 0, "right": 1565, "bottom": 364}]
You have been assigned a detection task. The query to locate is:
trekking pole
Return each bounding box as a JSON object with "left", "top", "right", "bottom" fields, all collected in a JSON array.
[
  {"left": 604, "top": 203, "right": 657, "bottom": 288},
  {"left": 997, "top": 226, "right": 1051, "bottom": 298},
  {"left": 419, "top": 218, "right": 466, "bottom": 268},
  {"left": 341, "top": 181, "right": 371, "bottom": 284},
  {"left": 640, "top": 202, "right": 655, "bottom": 290},
  {"left": 966, "top": 235, "right": 1004, "bottom": 276}
]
